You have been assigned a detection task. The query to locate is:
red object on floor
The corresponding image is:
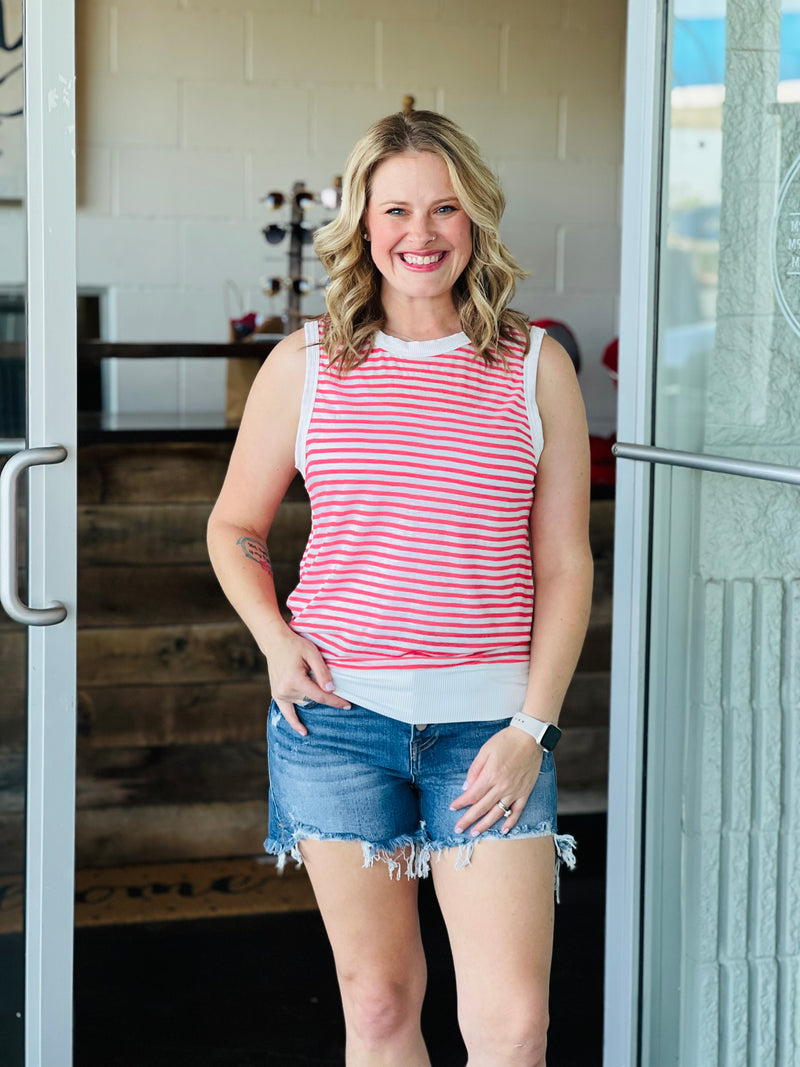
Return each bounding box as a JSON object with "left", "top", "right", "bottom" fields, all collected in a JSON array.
[
  {"left": 531, "top": 321, "right": 618, "bottom": 487},
  {"left": 532, "top": 318, "right": 581, "bottom": 374},
  {"left": 602, "top": 338, "right": 618, "bottom": 385},
  {"left": 230, "top": 312, "right": 259, "bottom": 339},
  {"left": 589, "top": 433, "right": 616, "bottom": 487}
]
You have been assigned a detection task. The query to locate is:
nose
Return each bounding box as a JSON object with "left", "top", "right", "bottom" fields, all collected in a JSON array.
[{"left": 408, "top": 213, "right": 437, "bottom": 246}]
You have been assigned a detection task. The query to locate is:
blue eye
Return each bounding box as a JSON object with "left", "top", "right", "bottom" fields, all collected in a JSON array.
[
  {"left": 436, "top": 205, "right": 457, "bottom": 214},
  {"left": 387, "top": 208, "right": 405, "bottom": 216}
]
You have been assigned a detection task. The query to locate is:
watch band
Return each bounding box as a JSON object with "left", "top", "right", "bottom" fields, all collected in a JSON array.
[{"left": 510, "top": 713, "right": 562, "bottom": 751}]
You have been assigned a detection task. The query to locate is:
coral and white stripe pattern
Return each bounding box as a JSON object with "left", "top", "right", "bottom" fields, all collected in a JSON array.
[{"left": 288, "top": 321, "right": 545, "bottom": 678}]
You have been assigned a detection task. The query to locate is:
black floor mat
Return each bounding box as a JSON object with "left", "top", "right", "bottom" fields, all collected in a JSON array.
[{"left": 3, "top": 814, "right": 606, "bottom": 1067}]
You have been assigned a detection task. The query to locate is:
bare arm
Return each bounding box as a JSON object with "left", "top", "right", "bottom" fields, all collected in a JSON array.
[
  {"left": 206, "top": 328, "right": 350, "bottom": 734},
  {"left": 523, "top": 334, "right": 594, "bottom": 726},
  {"left": 452, "top": 336, "right": 593, "bottom": 834}
]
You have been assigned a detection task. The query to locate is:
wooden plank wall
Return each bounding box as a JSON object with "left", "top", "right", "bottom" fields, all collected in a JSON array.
[{"left": 0, "top": 444, "right": 611, "bottom": 873}]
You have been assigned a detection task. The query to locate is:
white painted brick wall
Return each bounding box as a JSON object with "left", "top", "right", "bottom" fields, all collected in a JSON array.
[
  {"left": 6, "top": 0, "right": 628, "bottom": 421},
  {"left": 113, "top": 287, "right": 226, "bottom": 342},
  {"left": 312, "top": 87, "right": 440, "bottom": 158},
  {"left": 116, "top": 148, "right": 247, "bottom": 218},
  {"left": 382, "top": 22, "right": 502, "bottom": 93},
  {"left": 114, "top": 10, "right": 246, "bottom": 82},
  {"left": 79, "top": 79, "right": 181, "bottom": 147},
  {"left": 250, "top": 14, "right": 377, "bottom": 85},
  {"left": 76, "top": 146, "right": 113, "bottom": 213},
  {"left": 183, "top": 83, "right": 312, "bottom": 151},
  {"left": 75, "top": 3, "right": 111, "bottom": 78},
  {"left": 77, "top": 218, "right": 182, "bottom": 286}
]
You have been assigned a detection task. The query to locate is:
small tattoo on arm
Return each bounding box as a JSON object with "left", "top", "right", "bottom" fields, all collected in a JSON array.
[{"left": 236, "top": 536, "right": 273, "bottom": 574}]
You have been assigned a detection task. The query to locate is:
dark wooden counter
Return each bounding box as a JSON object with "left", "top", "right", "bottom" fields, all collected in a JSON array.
[
  {"left": 1, "top": 339, "right": 278, "bottom": 443},
  {"left": 0, "top": 340, "right": 279, "bottom": 361},
  {"left": 77, "top": 411, "right": 238, "bottom": 444}
]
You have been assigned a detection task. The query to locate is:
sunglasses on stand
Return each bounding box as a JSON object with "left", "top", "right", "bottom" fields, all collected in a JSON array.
[
  {"left": 260, "top": 185, "right": 340, "bottom": 212},
  {"left": 260, "top": 276, "right": 326, "bottom": 297},
  {"left": 261, "top": 223, "right": 319, "bottom": 246}
]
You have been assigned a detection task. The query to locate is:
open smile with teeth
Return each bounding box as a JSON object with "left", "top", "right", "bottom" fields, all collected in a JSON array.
[{"left": 399, "top": 251, "right": 447, "bottom": 265}]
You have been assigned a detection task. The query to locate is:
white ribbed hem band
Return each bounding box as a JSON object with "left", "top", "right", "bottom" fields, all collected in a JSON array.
[{"left": 326, "top": 661, "right": 530, "bottom": 723}]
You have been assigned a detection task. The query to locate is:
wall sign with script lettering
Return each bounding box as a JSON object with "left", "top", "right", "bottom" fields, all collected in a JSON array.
[
  {"left": 771, "top": 152, "right": 800, "bottom": 340},
  {"left": 0, "top": 0, "right": 23, "bottom": 199}
]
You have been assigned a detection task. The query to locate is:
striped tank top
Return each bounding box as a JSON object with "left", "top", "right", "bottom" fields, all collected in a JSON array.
[{"left": 287, "top": 319, "right": 546, "bottom": 724}]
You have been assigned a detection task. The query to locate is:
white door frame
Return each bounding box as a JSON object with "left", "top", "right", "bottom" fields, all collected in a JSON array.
[
  {"left": 0, "top": 1, "right": 78, "bottom": 1064},
  {"left": 603, "top": 1, "right": 665, "bottom": 1064}
]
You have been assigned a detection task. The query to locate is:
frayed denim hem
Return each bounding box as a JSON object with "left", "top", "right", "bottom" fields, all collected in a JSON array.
[
  {"left": 264, "top": 825, "right": 428, "bottom": 879},
  {"left": 361, "top": 833, "right": 475, "bottom": 879},
  {"left": 264, "top": 822, "right": 578, "bottom": 897},
  {"left": 553, "top": 832, "right": 577, "bottom": 903}
]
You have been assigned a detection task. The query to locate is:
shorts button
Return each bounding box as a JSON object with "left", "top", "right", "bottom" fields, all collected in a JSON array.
[{"left": 415, "top": 723, "right": 428, "bottom": 731}]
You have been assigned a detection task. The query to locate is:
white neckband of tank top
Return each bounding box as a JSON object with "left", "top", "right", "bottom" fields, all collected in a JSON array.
[{"left": 373, "top": 330, "right": 471, "bottom": 358}]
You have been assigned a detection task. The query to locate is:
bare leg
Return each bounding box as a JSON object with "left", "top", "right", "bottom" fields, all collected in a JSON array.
[
  {"left": 300, "top": 840, "right": 432, "bottom": 1067},
  {"left": 431, "top": 836, "right": 556, "bottom": 1067}
]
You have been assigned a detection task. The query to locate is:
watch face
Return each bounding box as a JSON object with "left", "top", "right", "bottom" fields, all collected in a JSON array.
[{"left": 540, "top": 724, "right": 562, "bottom": 751}]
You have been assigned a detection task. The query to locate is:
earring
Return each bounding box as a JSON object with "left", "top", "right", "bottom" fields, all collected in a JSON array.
[{"left": 362, "top": 232, "right": 370, "bottom": 241}]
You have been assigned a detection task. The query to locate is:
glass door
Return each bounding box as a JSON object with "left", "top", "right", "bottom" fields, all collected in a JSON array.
[
  {"left": 606, "top": 0, "right": 800, "bottom": 1063},
  {"left": 0, "top": 0, "right": 77, "bottom": 1065}
]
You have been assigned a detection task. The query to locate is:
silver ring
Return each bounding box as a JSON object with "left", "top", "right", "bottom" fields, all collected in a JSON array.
[{"left": 497, "top": 801, "right": 512, "bottom": 818}]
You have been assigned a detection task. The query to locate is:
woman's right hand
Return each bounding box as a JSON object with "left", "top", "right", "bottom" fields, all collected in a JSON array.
[{"left": 261, "top": 623, "right": 351, "bottom": 736}]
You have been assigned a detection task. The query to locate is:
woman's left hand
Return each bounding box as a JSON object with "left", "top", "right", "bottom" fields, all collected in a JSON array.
[{"left": 449, "top": 727, "right": 544, "bottom": 836}]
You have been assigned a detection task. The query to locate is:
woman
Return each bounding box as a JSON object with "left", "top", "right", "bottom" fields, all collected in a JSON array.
[{"left": 207, "top": 109, "right": 593, "bottom": 1067}]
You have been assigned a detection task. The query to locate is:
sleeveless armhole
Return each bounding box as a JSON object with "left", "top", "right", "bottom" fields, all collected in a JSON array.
[
  {"left": 524, "top": 326, "right": 546, "bottom": 463},
  {"left": 294, "top": 319, "right": 322, "bottom": 477}
]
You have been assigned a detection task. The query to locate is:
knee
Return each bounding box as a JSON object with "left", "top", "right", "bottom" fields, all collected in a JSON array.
[
  {"left": 340, "top": 973, "right": 425, "bottom": 1047},
  {"left": 460, "top": 1001, "right": 549, "bottom": 1066}
]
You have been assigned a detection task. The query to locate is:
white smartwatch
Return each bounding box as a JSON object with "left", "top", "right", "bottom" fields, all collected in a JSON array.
[{"left": 510, "top": 713, "right": 562, "bottom": 752}]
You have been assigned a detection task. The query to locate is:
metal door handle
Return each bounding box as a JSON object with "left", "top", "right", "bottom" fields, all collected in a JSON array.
[
  {"left": 0, "top": 445, "right": 68, "bottom": 625},
  {"left": 0, "top": 439, "right": 26, "bottom": 456},
  {"left": 613, "top": 442, "right": 800, "bottom": 486}
]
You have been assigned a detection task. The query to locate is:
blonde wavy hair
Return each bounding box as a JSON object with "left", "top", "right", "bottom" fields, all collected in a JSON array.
[{"left": 313, "top": 110, "right": 531, "bottom": 372}]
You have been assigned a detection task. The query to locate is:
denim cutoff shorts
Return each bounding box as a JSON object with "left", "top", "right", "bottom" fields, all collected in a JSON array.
[{"left": 264, "top": 699, "right": 576, "bottom": 888}]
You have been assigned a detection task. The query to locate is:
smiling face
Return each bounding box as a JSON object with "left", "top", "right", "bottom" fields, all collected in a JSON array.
[{"left": 363, "top": 151, "right": 473, "bottom": 325}]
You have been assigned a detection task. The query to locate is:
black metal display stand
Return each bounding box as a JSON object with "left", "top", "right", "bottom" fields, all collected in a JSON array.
[{"left": 260, "top": 179, "right": 339, "bottom": 332}]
